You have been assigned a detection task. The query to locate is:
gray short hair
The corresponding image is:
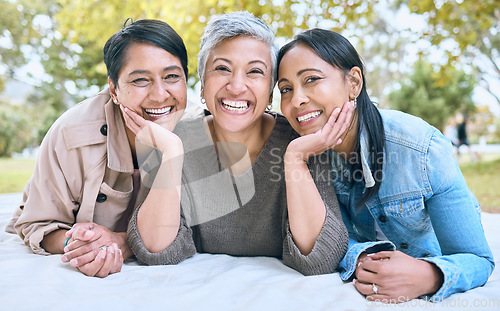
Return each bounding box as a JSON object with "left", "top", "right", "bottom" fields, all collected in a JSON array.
[{"left": 198, "top": 11, "right": 278, "bottom": 93}]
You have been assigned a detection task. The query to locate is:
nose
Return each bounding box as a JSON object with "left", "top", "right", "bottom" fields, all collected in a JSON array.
[
  {"left": 290, "top": 86, "right": 308, "bottom": 108},
  {"left": 226, "top": 72, "right": 248, "bottom": 95},
  {"left": 149, "top": 80, "right": 171, "bottom": 103}
]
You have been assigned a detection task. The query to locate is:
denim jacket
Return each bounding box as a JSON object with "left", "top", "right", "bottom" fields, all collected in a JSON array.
[{"left": 335, "top": 109, "right": 494, "bottom": 301}]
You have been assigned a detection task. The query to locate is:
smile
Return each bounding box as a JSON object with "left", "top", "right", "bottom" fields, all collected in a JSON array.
[
  {"left": 144, "top": 106, "right": 173, "bottom": 117},
  {"left": 221, "top": 100, "right": 249, "bottom": 112},
  {"left": 297, "top": 111, "right": 322, "bottom": 123}
]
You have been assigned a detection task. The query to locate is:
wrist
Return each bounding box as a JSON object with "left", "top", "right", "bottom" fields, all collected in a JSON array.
[{"left": 420, "top": 260, "right": 444, "bottom": 295}]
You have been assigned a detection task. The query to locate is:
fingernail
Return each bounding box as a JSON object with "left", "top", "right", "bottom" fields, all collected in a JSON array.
[
  {"left": 63, "top": 246, "right": 69, "bottom": 253},
  {"left": 70, "top": 258, "right": 78, "bottom": 266},
  {"left": 334, "top": 108, "right": 341, "bottom": 114},
  {"left": 61, "top": 255, "right": 68, "bottom": 262},
  {"left": 100, "top": 250, "right": 106, "bottom": 259},
  {"left": 84, "top": 231, "right": 93, "bottom": 238}
]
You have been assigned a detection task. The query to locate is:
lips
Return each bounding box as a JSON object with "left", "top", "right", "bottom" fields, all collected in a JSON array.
[
  {"left": 297, "top": 110, "right": 322, "bottom": 123},
  {"left": 144, "top": 106, "right": 173, "bottom": 118},
  {"left": 221, "top": 99, "right": 250, "bottom": 112}
]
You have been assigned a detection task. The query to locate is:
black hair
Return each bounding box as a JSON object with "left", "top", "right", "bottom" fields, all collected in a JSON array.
[
  {"left": 277, "top": 28, "right": 385, "bottom": 206},
  {"left": 103, "top": 19, "right": 188, "bottom": 88}
]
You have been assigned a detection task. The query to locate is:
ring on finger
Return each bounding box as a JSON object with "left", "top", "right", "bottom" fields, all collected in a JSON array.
[
  {"left": 100, "top": 246, "right": 107, "bottom": 251},
  {"left": 372, "top": 283, "right": 379, "bottom": 295}
]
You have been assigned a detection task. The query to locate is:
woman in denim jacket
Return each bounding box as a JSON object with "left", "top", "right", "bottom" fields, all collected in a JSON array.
[{"left": 276, "top": 28, "right": 494, "bottom": 302}]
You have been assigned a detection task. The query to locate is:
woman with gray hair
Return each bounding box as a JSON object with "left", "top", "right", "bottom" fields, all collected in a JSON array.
[{"left": 128, "top": 11, "right": 349, "bottom": 275}]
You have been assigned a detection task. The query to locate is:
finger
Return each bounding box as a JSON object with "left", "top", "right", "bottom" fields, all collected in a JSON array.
[
  {"left": 355, "top": 260, "right": 379, "bottom": 281},
  {"left": 70, "top": 227, "right": 96, "bottom": 242},
  {"left": 368, "top": 251, "right": 394, "bottom": 260},
  {"left": 329, "top": 101, "right": 352, "bottom": 138},
  {"left": 95, "top": 246, "right": 116, "bottom": 278},
  {"left": 353, "top": 278, "right": 371, "bottom": 295},
  {"left": 67, "top": 247, "right": 103, "bottom": 268},
  {"left": 110, "top": 245, "right": 124, "bottom": 274},
  {"left": 120, "top": 106, "right": 142, "bottom": 134},
  {"left": 77, "top": 249, "right": 107, "bottom": 277},
  {"left": 66, "top": 223, "right": 94, "bottom": 237}
]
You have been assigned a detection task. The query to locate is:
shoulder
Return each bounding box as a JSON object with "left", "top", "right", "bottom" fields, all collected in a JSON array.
[
  {"left": 44, "top": 89, "right": 111, "bottom": 150},
  {"left": 379, "top": 109, "right": 439, "bottom": 154},
  {"left": 56, "top": 89, "right": 110, "bottom": 127}
]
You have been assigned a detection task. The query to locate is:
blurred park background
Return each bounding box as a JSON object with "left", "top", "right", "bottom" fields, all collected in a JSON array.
[{"left": 0, "top": 0, "right": 499, "bottom": 210}]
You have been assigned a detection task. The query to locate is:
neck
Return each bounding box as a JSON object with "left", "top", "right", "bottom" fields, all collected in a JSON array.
[{"left": 206, "top": 113, "right": 274, "bottom": 169}]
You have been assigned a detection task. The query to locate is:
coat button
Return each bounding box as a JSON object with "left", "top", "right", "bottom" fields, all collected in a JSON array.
[
  {"left": 400, "top": 243, "right": 408, "bottom": 250},
  {"left": 96, "top": 193, "right": 107, "bottom": 203},
  {"left": 378, "top": 215, "right": 387, "bottom": 223},
  {"left": 100, "top": 124, "right": 108, "bottom": 136}
]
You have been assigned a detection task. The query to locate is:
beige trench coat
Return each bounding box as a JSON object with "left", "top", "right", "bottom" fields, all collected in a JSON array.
[{"left": 6, "top": 89, "right": 151, "bottom": 255}]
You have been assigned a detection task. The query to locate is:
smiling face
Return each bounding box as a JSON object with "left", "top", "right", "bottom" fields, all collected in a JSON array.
[
  {"left": 109, "top": 42, "right": 187, "bottom": 131},
  {"left": 278, "top": 44, "right": 360, "bottom": 136},
  {"left": 201, "top": 36, "right": 273, "bottom": 135}
]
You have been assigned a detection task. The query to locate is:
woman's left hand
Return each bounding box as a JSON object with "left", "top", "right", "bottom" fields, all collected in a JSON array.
[
  {"left": 286, "top": 100, "right": 354, "bottom": 162},
  {"left": 120, "top": 105, "right": 183, "bottom": 157},
  {"left": 354, "top": 250, "right": 444, "bottom": 302}
]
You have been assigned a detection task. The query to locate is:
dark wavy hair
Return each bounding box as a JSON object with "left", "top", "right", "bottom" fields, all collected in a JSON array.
[
  {"left": 103, "top": 19, "right": 188, "bottom": 87},
  {"left": 277, "top": 28, "right": 385, "bottom": 206}
]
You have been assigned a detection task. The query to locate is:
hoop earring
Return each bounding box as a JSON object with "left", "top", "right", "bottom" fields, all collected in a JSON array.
[
  {"left": 352, "top": 97, "right": 357, "bottom": 109},
  {"left": 200, "top": 98, "right": 206, "bottom": 105}
]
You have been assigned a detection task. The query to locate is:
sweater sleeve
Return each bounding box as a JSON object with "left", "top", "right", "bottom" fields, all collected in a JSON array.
[
  {"left": 127, "top": 202, "right": 196, "bottom": 265},
  {"left": 282, "top": 152, "right": 349, "bottom": 275}
]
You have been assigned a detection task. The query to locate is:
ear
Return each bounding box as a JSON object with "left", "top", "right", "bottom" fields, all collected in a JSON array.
[
  {"left": 108, "top": 77, "right": 118, "bottom": 105},
  {"left": 348, "top": 66, "right": 363, "bottom": 99}
]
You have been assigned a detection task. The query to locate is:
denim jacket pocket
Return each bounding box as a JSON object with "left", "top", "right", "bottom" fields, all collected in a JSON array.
[{"left": 383, "top": 196, "right": 432, "bottom": 232}]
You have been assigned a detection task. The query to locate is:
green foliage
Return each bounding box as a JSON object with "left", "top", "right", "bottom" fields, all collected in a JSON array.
[
  {"left": 52, "top": 0, "right": 378, "bottom": 87},
  {"left": 0, "top": 101, "right": 33, "bottom": 157},
  {"left": 404, "top": 0, "right": 500, "bottom": 105},
  {"left": 388, "top": 60, "right": 475, "bottom": 130}
]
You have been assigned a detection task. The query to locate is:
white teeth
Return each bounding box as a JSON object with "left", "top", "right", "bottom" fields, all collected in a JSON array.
[
  {"left": 222, "top": 100, "right": 249, "bottom": 111},
  {"left": 144, "top": 106, "right": 173, "bottom": 116},
  {"left": 297, "top": 111, "right": 322, "bottom": 123}
]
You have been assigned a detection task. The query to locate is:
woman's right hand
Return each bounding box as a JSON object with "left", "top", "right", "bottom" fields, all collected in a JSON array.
[{"left": 285, "top": 100, "right": 354, "bottom": 162}]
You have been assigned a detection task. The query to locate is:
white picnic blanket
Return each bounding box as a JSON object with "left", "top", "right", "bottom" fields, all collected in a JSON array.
[{"left": 0, "top": 193, "right": 498, "bottom": 311}]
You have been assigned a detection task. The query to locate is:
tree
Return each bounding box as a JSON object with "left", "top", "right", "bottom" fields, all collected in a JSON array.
[
  {"left": 388, "top": 60, "right": 475, "bottom": 131},
  {"left": 0, "top": 100, "right": 33, "bottom": 157},
  {"left": 403, "top": 0, "right": 500, "bottom": 106},
  {"left": 53, "top": 0, "right": 378, "bottom": 87}
]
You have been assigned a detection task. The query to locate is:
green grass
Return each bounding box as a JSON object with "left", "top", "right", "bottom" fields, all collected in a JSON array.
[
  {"left": 0, "top": 157, "right": 35, "bottom": 193},
  {"left": 460, "top": 156, "right": 500, "bottom": 213},
  {"left": 1, "top": 155, "right": 499, "bottom": 213}
]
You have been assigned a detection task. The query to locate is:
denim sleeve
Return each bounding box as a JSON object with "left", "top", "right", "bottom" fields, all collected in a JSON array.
[
  {"left": 423, "top": 130, "right": 494, "bottom": 301},
  {"left": 337, "top": 202, "right": 395, "bottom": 280},
  {"left": 338, "top": 238, "right": 395, "bottom": 281}
]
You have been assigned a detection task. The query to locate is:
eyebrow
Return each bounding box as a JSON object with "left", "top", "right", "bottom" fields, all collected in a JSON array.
[
  {"left": 278, "top": 68, "right": 323, "bottom": 85},
  {"left": 213, "top": 57, "right": 268, "bottom": 69},
  {"left": 128, "top": 65, "right": 182, "bottom": 76}
]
